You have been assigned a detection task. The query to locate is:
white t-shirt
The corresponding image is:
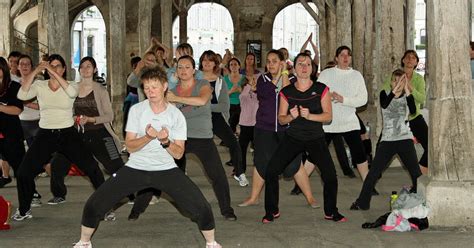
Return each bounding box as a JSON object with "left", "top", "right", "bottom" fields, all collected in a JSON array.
[{"left": 125, "top": 100, "right": 187, "bottom": 171}]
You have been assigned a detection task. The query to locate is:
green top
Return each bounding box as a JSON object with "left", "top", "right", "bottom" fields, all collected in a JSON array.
[
  {"left": 381, "top": 71, "right": 426, "bottom": 120},
  {"left": 224, "top": 74, "right": 245, "bottom": 105}
]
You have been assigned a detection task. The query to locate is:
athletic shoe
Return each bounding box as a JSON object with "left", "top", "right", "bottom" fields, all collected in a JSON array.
[
  {"left": 223, "top": 212, "right": 237, "bottom": 221},
  {"left": 47, "top": 197, "right": 66, "bottom": 205},
  {"left": 324, "top": 212, "right": 347, "bottom": 223},
  {"left": 206, "top": 241, "right": 222, "bottom": 248},
  {"left": 12, "top": 208, "right": 33, "bottom": 221},
  {"left": 262, "top": 212, "right": 280, "bottom": 224},
  {"left": 31, "top": 197, "right": 42, "bottom": 208},
  {"left": 233, "top": 173, "right": 249, "bottom": 187},
  {"left": 0, "top": 176, "right": 12, "bottom": 188},
  {"left": 290, "top": 184, "right": 302, "bottom": 195},
  {"left": 73, "top": 240, "right": 92, "bottom": 248},
  {"left": 128, "top": 211, "right": 140, "bottom": 221},
  {"left": 149, "top": 196, "right": 159, "bottom": 205},
  {"left": 104, "top": 211, "right": 116, "bottom": 221},
  {"left": 350, "top": 201, "right": 369, "bottom": 211}
]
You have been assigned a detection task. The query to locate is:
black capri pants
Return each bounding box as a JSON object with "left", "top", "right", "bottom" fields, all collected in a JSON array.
[{"left": 81, "top": 166, "right": 215, "bottom": 231}]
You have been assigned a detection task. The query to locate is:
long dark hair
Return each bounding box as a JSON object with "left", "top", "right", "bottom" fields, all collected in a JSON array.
[{"left": 0, "top": 57, "right": 12, "bottom": 95}]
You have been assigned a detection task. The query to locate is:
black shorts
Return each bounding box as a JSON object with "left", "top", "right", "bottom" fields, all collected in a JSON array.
[{"left": 253, "top": 128, "right": 302, "bottom": 178}]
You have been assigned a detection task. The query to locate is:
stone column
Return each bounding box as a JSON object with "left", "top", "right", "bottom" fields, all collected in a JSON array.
[
  {"left": 0, "top": 0, "right": 11, "bottom": 57},
  {"left": 406, "top": 0, "right": 416, "bottom": 50},
  {"left": 418, "top": 0, "right": 474, "bottom": 227},
  {"left": 336, "top": 0, "right": 352, "bottom": 48},
  {"left": 372, "top": 0, "right": 405, "bottom": 136},
  {"left": 138, "top": 0, "right": 152, "bottom": 56},
  {"left": 45, "top": 0, "right": 71, "bottom": 79},
  {"left": 326, "top": 4, "right": 337, "bottom": 59},
  {"left": 161, "top": 0, "right": 173, "bottom": 53},
  {"left": 37, "top": 0, "right": 48, "bottom": 58},
  {"left": 108, "top": 0, "right": 127, "bottom": 136}
]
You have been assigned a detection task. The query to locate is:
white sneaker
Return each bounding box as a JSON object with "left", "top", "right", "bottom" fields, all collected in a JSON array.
[
  {"left": 206, "top": 241, "right": 222, "bottom": 248},
  {"left": 104, "top": 211, "right": 116, "bottom": 221},
  {"left": 149, "top": 196, "right": 160, "bottom": 205},
  {"left": 73, "top": 240, "right": 92, "bottom": 248},
  {"left": 12, "top": 208, "right": 33, "bottom": 221},
  {"left": 233, "top": 174, "right": 249, "bottom": 187},
  {"left": 31, "top": 197, "right": 42, "bottom": 208}
]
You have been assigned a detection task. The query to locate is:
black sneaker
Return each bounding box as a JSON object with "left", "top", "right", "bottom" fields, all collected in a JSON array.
[
  {"left": 290, "top": 184, "right": 302, "bottom": 195},
  {"left": 324, "top": 212, "right": 347, "bottom": 222},
  {"left": 223, "top": 212, "right": 237, "bottom": 221},
  {"left": 350, "top": 201, "right": 369, "bottom": 210},
  {"left": 372, "top": 188, "right": 379, "bottom": 196},
  {"left": 47, "top": 197, "right": 66, "bottom": 205},
  {"left": 0, "top": 176, "right": 12, "bottom": 188},
  {"left": 128, "top": 211, "right": 140, "bottom": 221},
  {"left": 225, "top": 160, "right": 233, "bottom": 167}
]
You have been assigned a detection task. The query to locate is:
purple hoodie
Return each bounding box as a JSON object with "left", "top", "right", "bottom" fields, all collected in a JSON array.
[{"left": 255, "top": 73, "right": 296, "bottom": 132}]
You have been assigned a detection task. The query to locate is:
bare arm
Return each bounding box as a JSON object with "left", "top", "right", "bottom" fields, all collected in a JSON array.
[{"left": 0, "top": 105, "right": 22, "bottom": 115}]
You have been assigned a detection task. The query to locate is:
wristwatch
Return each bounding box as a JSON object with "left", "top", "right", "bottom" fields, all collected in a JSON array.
[{"left": 161, "top": 139, "right": 171, "bottom": 148}]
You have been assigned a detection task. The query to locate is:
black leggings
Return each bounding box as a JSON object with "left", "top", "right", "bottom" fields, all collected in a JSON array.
[
  {"left": 50, "top": 127, "right": 124, "bottom": 198},
  {"left": 212, "top": 113, "right": 244, "bottom": 176},
  {"left": 16, "top": 127, "right": 104, "bottom": 215},
  {"left": 228, "top": 104, "right": 241, "bottom": 133},
  {"left": 265, "top": 135, "right": 339, "bottom": 217},
  {"left": 409, "top": 115, "right": 428, "bottom": 167},
  {"left": 0, "top": 137, "right": 25, "bottom": 177},
  {"left": 325, "top": 130, "right": 367, "bottom": 165},
  {"left": 356, "top": 139, "right": 421, "bottom": 209},
  {"left": 81, "top": 166, "right": 215, "bottom": 230},
  {"left": 238, "top": 125, "right": 254, "bottom": 173},
  {"left": 175, "top": 138, "right": 234, "bottom": 216}
]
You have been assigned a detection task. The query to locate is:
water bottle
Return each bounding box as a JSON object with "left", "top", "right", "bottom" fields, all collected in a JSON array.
[{"left": 390, "top": 191, "right": 398, "bottom": 210}]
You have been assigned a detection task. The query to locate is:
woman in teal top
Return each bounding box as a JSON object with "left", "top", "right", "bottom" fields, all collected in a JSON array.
[
  {"left": 224, "top": 58, "right": 245, "bottom": 134},
  {"left": 381, "top": 50, "right": 428, "bottom": 174}
]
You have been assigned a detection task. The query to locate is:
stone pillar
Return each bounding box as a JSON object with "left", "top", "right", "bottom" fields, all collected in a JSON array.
[
  {"left": 326, "top": 5, "right": 337, "bottom": 59},
  {"left": 313, "top": 0, "right": 327, "bottom": 68},
  {"left": 0, "top": 0, "right": 11, "bottom": 57},
  {"left": 108, "top": 0, "right": 127, "bottom": 136},
  {"left": 336, "top": 0, "right": 352, "bottom": 48},
  {"left": 373, "top": 0, "right": 405, "bottom": 136},
  {"left": 138, "top": 0, "right": 152, "bottom": 55},
  {"left": 406, "top": 0, "right": 416, "bottom": 50},
  {"left": 161, "top": 0, "right": 173, "bottom": 52},
  {"left": 45, "top": 0, "right": 70, "bottom": 79},
  {"left": 37, "top": 0, "right": 48, "bottom": 58},
  {"left": 418, "top": 0, "right": 474, "bottom": 227}
]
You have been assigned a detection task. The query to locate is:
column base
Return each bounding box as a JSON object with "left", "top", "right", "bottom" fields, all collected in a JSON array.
[{"left": 418, "top": 176, "right": 474, "bottom": 227}]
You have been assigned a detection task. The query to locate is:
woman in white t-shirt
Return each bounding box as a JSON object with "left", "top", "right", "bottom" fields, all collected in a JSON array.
[{"left": 74, "top": 66, "right": 221, "bottom": 248}]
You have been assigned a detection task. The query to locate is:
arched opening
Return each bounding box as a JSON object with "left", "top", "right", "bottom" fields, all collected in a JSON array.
[
  {"left": 172, "top": 3, "right": 234, "bottom": 61},
  {"left": 414, "top": 0, "right": 426, "bottom": 73},
  {"left": 272, "top": 3, "right": 319, "bottom": 61},
  {"left": 71, "top": 6, "right": 106, "bottom": 82}
]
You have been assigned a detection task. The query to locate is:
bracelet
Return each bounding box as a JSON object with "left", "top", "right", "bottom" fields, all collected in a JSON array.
[
  {"left": 281, "top": 70, "right": 289, "bottom": 76},
  {"left": 161, "top": 139, "right": 171, "bottom": 148}
]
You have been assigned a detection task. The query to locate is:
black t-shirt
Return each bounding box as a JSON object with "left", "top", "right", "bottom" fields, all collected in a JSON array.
[
  {"left": 0, "top": 81, "right": 24, "bottom": 140},
  {"left": 280, "top": 81, "right": 328, "bottom": 141}
]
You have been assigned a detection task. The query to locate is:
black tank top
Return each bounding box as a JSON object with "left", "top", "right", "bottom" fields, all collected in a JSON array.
[{"left": 280, "top": 81, "right": 328, "bottom": 141}]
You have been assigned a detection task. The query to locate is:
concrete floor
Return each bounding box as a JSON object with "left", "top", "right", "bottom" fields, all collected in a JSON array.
[{"left": 0, "top": 144, "right": 473, "bottom": 248}]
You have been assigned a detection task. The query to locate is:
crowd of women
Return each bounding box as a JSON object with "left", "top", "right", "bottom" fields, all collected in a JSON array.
[{"left": 0, "top": 37, "right": 428, "bottom": 247}]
